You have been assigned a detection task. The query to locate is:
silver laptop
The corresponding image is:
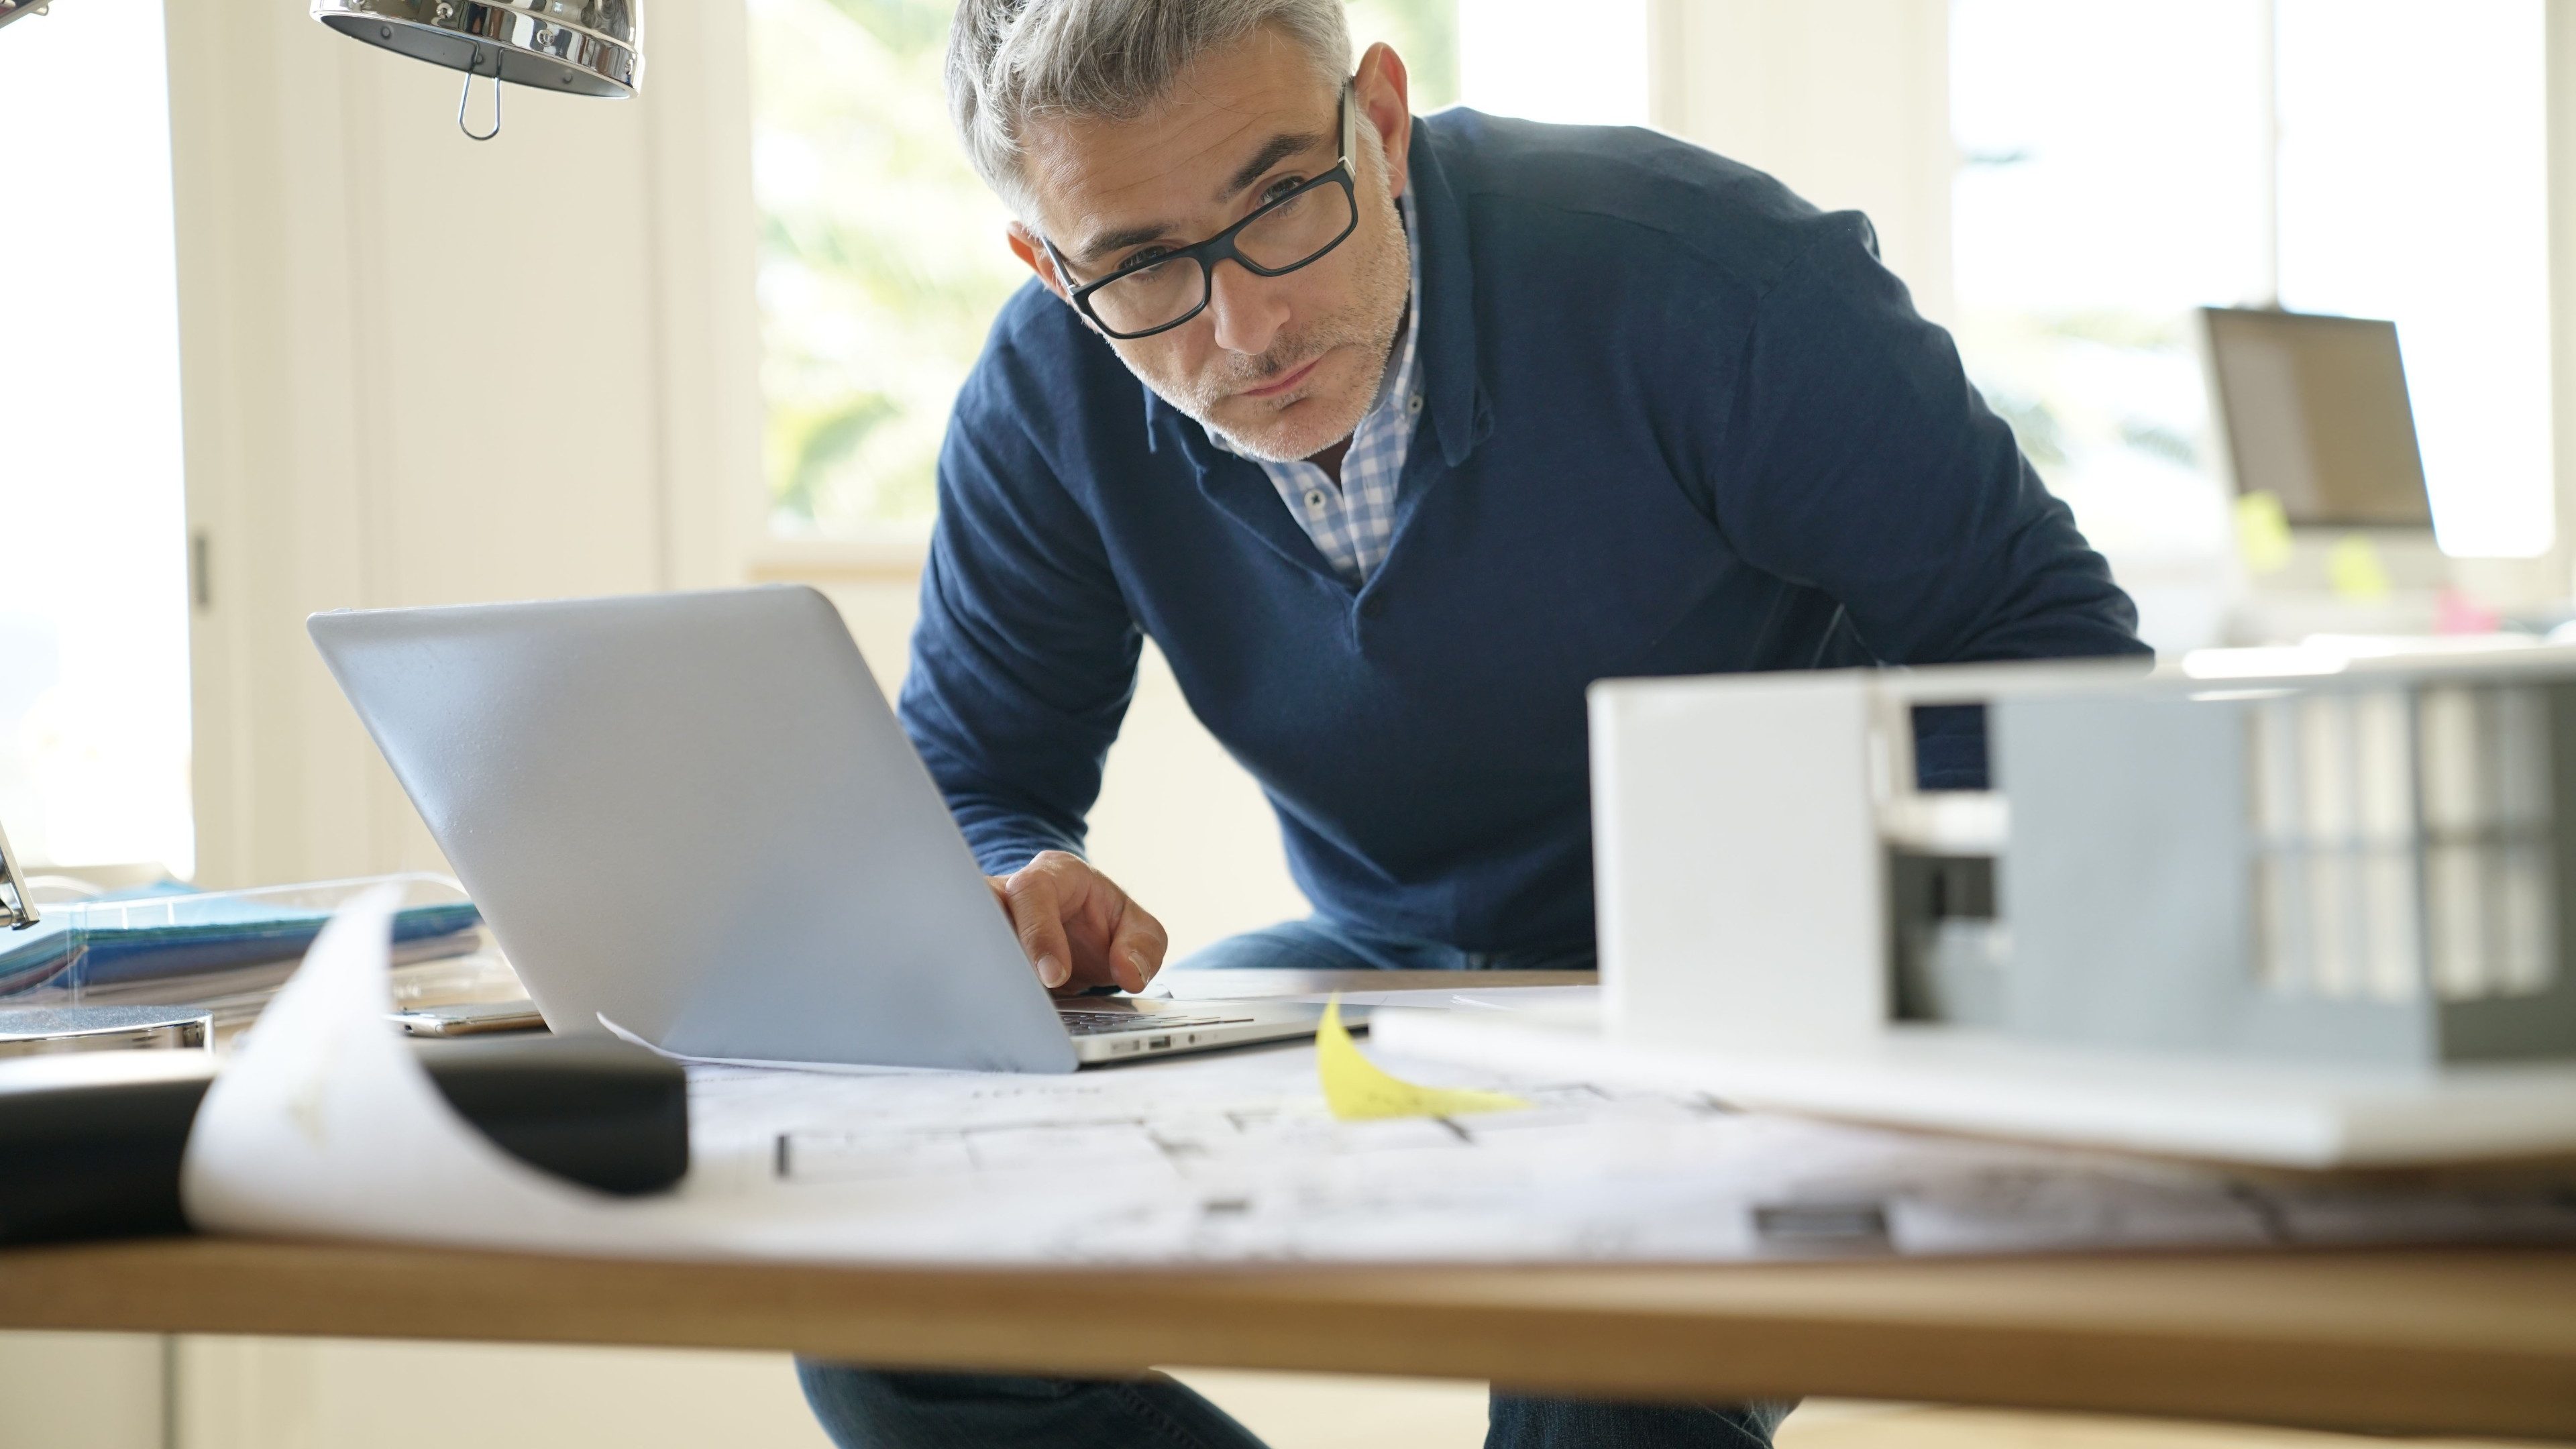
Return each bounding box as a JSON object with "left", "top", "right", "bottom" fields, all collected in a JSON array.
[{"left": 308, "top": 586, "right": 1322, "bottom": 1072}]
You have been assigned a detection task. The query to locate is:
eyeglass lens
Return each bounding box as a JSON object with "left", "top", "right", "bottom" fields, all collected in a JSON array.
[{"left": 1088, "top": 182, "right": 1356, "bottom": 336}]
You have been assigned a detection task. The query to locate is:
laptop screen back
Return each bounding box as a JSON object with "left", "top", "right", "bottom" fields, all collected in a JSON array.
[{"left": 2203, "top": 307, "right": 2434, "bottom": 529}]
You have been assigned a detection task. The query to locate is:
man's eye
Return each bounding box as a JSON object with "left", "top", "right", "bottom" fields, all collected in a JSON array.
[
  {"left": 1121, "top": 247, "right": 1176, "bottom": 271},
  {"left": 1261, "top": 176, "right": 1307, "bottom": 205}
]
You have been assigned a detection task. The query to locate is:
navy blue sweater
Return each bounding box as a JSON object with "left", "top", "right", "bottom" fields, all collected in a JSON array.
[{"left": 899, "top": 110, "right": 2146, "bottom": 953}]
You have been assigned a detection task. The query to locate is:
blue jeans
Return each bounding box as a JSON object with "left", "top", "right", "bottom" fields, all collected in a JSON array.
[{"left": 797, "top": 918, "right": 1790, "bottom": 1449}]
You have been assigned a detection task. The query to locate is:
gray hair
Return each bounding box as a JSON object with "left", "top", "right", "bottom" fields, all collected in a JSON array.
[{"left": 947, "top": 0, "right": 1353, "bottom": 219}]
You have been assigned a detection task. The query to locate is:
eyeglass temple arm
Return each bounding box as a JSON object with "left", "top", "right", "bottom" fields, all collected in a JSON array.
[{"left": 1036, "top": 234, "right": 1086, "bottom": 295}]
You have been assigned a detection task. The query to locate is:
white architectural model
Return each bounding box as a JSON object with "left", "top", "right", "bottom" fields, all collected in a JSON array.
[
  {"left": 1591, "top": 646, "right": 2576, "bottom": 1067},
  {"left": 1368, "top": 645, "right": 2576, "bottom": 1165}
]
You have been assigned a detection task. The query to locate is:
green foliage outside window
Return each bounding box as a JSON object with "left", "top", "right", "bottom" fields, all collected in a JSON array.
[
  {"left": 752, "top": 0, "right": 1459, "bottom": 536},
  {"left": 1348, "top": 0, "right": 1458, "bottom": 109}
]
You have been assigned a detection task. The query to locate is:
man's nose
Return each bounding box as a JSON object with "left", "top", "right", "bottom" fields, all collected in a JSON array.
[{"left": 1203, "top": 259, "right": 1289, "bottom": 357}]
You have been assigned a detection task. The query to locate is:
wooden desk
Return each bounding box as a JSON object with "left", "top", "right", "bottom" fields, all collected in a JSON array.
[
  {"left": 5, "top": 1239, "right": 2572, "bottom": 1442},
  {"left": 14, "top": 973, "right": 2569, "bottom": 1439}
]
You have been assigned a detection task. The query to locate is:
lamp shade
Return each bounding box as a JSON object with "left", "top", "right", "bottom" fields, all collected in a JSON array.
[
  {"left": 312, "top": 0, "right": 643, "bottom": 99},
  {"left": 0, "top": 0, "right": 58, "bottom": 35}
]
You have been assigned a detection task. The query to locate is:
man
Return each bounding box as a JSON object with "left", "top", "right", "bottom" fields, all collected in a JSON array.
[{"left": 802, "top": 0, "right": 2147, "bottom": 1444}]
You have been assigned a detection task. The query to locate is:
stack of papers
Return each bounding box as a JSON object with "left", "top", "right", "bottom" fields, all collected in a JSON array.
[{"left": 178, "top": 896, "right": 2576, "bottom": 1266}]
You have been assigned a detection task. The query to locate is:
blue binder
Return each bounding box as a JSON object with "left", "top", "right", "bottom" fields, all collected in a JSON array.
[{"left": 0, "top": 877, "right": 483, "bottom": 1003}]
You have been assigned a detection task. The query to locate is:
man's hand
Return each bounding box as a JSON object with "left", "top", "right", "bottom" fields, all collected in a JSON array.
[{"left": 987, "top": 850, "right": 1168, "bottom": 996}]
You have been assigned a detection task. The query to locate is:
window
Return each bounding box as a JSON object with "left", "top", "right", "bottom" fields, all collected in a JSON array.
[
  {"left": 1949, "top": 0, "right": 2553, "bottom": 564},
  {"left": 0, "top": 0, "right": 194, "bottom": 877},
  {"left": 751, "top": 0, "right": 1020, "bottom": 538},
  {"left": 749, "top": 0, "right": 1464, "bottom": 540},
  {"left": 1457, "top": 0, "right": 1648, "bottom": 126},
  {"left": 2271, "top": 1, "right": 2551, "bottom": 558}
]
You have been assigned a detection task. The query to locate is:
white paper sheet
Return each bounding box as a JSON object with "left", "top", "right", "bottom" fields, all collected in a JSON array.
[
  {"left": 178, "top": 895, "right": 2576, "bottom": 1265},
  {"left": 179, "top": 888, "right": 782, "bottom": 1256},
  {"left": 1372, "top": 1006, "right": 2576, "bottom": 1169}
]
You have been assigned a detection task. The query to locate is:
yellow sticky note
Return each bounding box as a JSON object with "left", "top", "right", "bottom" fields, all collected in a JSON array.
[
  {"left": 1317, "top": 996, "right": 1528, "bottom": 1122},
  {"left": 2327, "top": 533, "right": 2392, "bottom": 600},
  {"left": 2235, "top": 491, "right": 2294, "bottom": 576}
]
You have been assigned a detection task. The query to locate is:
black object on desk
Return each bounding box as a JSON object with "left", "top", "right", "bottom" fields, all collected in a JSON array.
[
  {"left": 413, "top": 1036, "right": 690, "bottom": 1195},
  {"left": 0, "top": 1034, "right": 689, "bottom": 1245}
]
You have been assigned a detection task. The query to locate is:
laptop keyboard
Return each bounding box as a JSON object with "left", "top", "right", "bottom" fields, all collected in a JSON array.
[{"left": 1055, "top": 1008, "right": 1245, "bottom": 1036}]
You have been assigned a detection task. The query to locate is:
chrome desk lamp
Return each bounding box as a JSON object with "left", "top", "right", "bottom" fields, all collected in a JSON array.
[
  {"left": 311, "top": 0, "right": 644, "bottom": 141},
  {"left": 0, "top": 0, "right": 58, "bottom": 34},
  {"left": 0, "top": 1, "right": 643, "bottom": 142}
]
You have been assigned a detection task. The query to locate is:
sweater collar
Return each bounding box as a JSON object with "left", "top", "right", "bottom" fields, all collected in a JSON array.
[{"left": 1401, "top": 117, "right": 1489, "bottom": 469}]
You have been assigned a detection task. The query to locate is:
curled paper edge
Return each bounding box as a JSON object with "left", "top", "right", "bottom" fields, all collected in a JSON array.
[{"left": 178, "top": 887, "right": 687, "bottom": 1252}]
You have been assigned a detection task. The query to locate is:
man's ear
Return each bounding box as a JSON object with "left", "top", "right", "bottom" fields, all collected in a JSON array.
[
  {"left": 1353, "top": 42, "right": 1413, "bottom": 201},
  {"left": 1007, "top": 223, "right": 1072, "bottom": 303}
]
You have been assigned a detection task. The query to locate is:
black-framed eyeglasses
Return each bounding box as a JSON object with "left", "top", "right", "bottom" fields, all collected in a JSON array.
[{"left": 1040, "top": 89, "right": 1360, "bottom": 341}]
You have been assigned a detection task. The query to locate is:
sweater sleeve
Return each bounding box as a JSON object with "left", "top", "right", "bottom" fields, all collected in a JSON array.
[
  {"left": 895, "top": 361, "right": 1143, "bottom": 877},
  {"left": 1706, "top": 211, "right": 2151, "bottom": 669}
]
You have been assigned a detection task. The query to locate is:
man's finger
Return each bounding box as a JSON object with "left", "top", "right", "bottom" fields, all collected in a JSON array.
[
  {"left": 1105, "top": 898, "right": 1170, "bottom": 994},
  {"left": 1002, "top": 868, "right": 1073, "bottom": 988}
]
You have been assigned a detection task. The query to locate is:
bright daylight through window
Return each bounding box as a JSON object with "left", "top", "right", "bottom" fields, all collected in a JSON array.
[
  {"left": 1950, "top": 0, "right": 2553, "bottom": 566},
  {"left": 0, "top": 0, "right": 194, "bottom": 879},
  {"left": 748, "top": 0, "right": 1650, "bottom": 540}
]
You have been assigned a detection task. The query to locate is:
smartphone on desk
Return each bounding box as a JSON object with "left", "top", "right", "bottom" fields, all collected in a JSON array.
[{"left": 388, "top": 1000, "right": 548, "bottom": 1037}]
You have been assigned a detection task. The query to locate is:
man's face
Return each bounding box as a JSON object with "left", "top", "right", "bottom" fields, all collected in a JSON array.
[{"left": 1010, "top": 34, "right": 1414, "bottom": 464}]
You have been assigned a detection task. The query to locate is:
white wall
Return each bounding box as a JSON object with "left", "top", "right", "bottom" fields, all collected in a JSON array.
[
  {"left": 1648, "top": 0, "right": 1955, "bottom": 327},
  {"left": 170, "top": 0, "right": 763, "bottom": 890},
  {"left": 0, "top": 1333, "right": 164, "bottom": 1449},
  {"left": 166, "top": 1338, "right": 832, "bottom": 1449},
  {"left": 1458, "top": 0, "right": 1652, "bottom": 126}
]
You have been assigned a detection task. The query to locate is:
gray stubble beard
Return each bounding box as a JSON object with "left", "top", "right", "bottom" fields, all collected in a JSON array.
[{"left": 1140, "top": 154, "right": 1413, "bottom": 466}]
